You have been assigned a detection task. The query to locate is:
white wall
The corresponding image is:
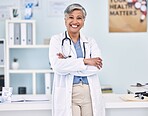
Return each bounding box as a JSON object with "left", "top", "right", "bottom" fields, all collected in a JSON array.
[{"left": 0, "top": 0, "right": 148, "bottom": 93}]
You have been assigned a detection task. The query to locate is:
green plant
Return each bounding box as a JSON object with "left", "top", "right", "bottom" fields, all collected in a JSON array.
[{"left": 13, "top": 58, "right": 18, "bottom": 62}]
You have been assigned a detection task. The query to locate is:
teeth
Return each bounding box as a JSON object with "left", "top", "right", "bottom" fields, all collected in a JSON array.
[{"left": 72, "top": 25, "right": 77, "bottom": 28}]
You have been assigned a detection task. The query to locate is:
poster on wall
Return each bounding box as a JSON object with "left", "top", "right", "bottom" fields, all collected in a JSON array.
[{"left": 109, "top": 0, "right": 147, "bottom": 32}]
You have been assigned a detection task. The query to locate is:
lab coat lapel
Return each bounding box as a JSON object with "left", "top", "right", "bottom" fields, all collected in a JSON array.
[
  {"left": 80, "top": 33, "right": 88, "bottom": 58},
  {"left": 66, "top": 32, "right": 88, "bottom": 58},
  {"left": 66, "top": 32, "right": 77, "bottom": 58}
]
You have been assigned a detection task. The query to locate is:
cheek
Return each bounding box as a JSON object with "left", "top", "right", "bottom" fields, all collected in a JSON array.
[
  {"left": 81, "top": 21, "right": 84, "bottom": 27},
  {"left": 65, "top": 20, "right": 69, "bottom": 27}
]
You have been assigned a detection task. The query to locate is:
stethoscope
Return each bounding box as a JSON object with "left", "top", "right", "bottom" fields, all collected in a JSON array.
[{"left": 61, "top": 31, "right": 86, "bottom": 59}]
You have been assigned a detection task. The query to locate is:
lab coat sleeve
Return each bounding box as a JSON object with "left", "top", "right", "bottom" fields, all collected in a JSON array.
[
  {"left": 49, "top": 35, "right": 87, "bottom": 75},
  {"left": 69, "top": 37, "right": 102, "bottom": 76},
  {"left": 70, "top": 66, "right": 99, "bottom": 76}
]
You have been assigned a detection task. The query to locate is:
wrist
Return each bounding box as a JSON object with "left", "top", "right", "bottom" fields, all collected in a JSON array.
[{"left": 83, "top": 58, "right": 88, "bottom": 65}]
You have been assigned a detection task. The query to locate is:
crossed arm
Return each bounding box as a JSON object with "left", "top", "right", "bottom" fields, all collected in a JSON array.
[
  {"left": 49, "top": 36, "right": 103, "bottom": 76},
  {"left": 57, "top": 53, "right": 103, "bottom": 70}
]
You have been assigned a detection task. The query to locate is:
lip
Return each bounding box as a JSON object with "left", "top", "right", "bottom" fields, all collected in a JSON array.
[
  {"left": 70, "top": 24, "right": 79, "bottom": 28},
  {"left": 72, "top": 25, "right": 77, "bottom": 27}
]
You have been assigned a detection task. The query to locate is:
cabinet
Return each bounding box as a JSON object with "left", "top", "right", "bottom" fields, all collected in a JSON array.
[
  {"left": 0, "top": 39, "right": 5, "bottom": 94},
  {"left": 5, "top": 20, "right": 53, "bottom": 95}
]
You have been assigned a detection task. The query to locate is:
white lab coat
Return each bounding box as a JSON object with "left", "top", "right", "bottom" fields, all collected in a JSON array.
[{"left": 49, "top": 32, "right": 105, "bottom": 116}]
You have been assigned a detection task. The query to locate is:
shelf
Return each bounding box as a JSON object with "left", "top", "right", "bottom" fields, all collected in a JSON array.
[
  {"left": 8, "top": 45, "right": 49, "bottom": 49},
  {"left": 0, "top": 65, "right": 5, "bottom": 68},
  {"left": 9, "top": 69, "right": 54, "bottom": 74},
  {"left": 6, "top": 19, "right": 36, "bottom": 23},
  {"left": 5, "top": 20, "right": 52, "bottom": 95}
]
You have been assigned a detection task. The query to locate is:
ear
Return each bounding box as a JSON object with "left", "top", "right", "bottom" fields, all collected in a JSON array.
[
  {"left": 82, "top": 20, "right": 85, "bottom": 27},
  {"left": 64, "top": 17, "right": 66, "bottom": 22},
  {"left": 64, "top": 18, "right": 67, "bottom": 26}
]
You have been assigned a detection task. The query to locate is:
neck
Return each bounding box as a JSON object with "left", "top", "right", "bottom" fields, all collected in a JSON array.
[{"left": 68, "top": 32, "right": 80, "bottom": 43}]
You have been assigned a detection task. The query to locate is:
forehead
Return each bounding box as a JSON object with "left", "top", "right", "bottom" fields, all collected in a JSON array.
[{"left": 68, "top": 10, "right": 83, "bottom": 16}]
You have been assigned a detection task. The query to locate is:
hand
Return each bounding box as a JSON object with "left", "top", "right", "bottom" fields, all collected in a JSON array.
[
  {"left": 83, "top": 57, "right": 103, "bottom": 69},
  {"left": 57, "top": 53, "right": 64, "bottom": 59}
]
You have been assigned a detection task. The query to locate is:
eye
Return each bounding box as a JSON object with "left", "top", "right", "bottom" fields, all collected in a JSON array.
[
  {"left": 68, "top": 16, "right": 74, "bottom": 19},
  {"left": 77, "top": 16, "right": 83, "bottom": 20}
]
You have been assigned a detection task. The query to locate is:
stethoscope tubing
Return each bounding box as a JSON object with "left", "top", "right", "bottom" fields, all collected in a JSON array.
[{"left": 62, "top": 31, "right": 86, "bottom": 58}]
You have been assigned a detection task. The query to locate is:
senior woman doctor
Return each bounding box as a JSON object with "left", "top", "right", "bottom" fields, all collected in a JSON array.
[{"left": 49, "top": 3, "right": 105, "bottom": 116}]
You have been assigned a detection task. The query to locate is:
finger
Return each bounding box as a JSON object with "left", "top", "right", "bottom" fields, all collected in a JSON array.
[
  {"left": 57, "top": 53, "right": 64, "bottom": 59},
  {"left": 57, "top": 53, "right": 63, "bottom": 57},
  {"left": 97, "top": 62, "right": 103, "bottom": 68},
  {"left": 97, "top": 65, "right": 101, "bottom": 69},
  {"left": 96, "top": 61, "right": 103, "bottom": 66},
  {"left": 57, "top": 53, "right": 62, "bottom": 57},
  {"left": 97, "top": 64, "right": 102, "bottom": 68},
  {"left": 96, "top": 57, "right": 102, "bottom": 61},
  {"left": 97, "top": 64, "right": 102, "bottom": 69}
]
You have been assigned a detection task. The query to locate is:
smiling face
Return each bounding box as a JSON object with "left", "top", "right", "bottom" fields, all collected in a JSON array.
[{"left": 65, "top": 10, "right": 85, "bottom": 36}]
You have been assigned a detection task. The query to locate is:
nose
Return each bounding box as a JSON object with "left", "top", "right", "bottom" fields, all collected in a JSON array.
[{"left": 72, "top": 18, "right": 78, "bottom": 23}]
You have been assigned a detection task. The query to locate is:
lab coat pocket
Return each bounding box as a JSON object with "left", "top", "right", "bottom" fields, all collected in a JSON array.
[{"left": 54, "top": 87, "right": 66, "bottom": 109}]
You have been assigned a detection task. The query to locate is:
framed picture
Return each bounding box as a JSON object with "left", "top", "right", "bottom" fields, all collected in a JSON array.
[
  {"left": 109, "top": 0, "right": 147, "bottom": 32},
  {"left": 48, "top": 0, "right": 68, "bottom": 17},
  {"left": 9, "top": 7, "right": 21, "bottom": 20}
]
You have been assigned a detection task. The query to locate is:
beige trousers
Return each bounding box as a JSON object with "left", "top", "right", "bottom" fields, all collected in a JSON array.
[{"left": 72, "top": 82, "right": 93, "bottom": 116}]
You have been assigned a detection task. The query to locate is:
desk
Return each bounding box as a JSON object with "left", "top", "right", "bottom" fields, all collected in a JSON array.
[
  {"left": 0, "top": 101, "right": 51, "bottom": 116},
  {"left": 104, "top": 94, "right": 148, "bottom": 116},
  {"left": 0, "top": 94, "right": 148, "bottom": 116},
  {"left": 0, "top": 95, "right": 52, "bottom": 116}
]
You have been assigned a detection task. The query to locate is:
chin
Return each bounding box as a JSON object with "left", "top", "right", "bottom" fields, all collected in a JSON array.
[{"left": 70, "top": 29, "right": 80, "bottom": 33}]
